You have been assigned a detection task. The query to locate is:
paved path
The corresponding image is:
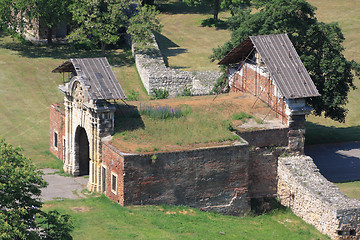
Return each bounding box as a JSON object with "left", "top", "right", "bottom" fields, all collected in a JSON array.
[
  {"left": 41, "top": 169, "right": 89, "bottom": 201},
  {"left": 305, "top": 141, "right": 360, "bottom": 183}
]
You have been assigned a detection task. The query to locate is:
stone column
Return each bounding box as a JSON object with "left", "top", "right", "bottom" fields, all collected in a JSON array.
[{"left": 285, "top": 99, "right": 312, "bottom": 155}]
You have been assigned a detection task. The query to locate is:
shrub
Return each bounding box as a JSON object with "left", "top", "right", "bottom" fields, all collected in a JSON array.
[
  {"left": 232, "top": 112, "right": 254, "bottom": 121},
  {"left": 127, "top": 89, "right": 140, "bottom": 101},
  {"left": 152, "top": 89, "right": 169, "bottom": 99},
  {"left": 139, "top": 104, "right": 185, "bottom": 119},
  {"left": 179, "top": 86, "right": 192, "bottom": 96}
]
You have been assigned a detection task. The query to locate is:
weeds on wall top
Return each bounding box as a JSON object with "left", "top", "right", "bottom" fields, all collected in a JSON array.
[{"left": 139, "top": 104, "right": 192, "bottom": 120}]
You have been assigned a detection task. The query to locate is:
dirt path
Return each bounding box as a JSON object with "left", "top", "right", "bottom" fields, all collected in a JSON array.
[{"left": 41, "top": 169, "right": 89, "bottom": 201}]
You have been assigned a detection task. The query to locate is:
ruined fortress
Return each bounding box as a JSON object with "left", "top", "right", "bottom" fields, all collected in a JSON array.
[{"left": 49, "top": 34, "right": 360, "bottom": 240}]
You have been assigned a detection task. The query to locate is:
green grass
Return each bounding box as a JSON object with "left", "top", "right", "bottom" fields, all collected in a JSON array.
[
  {"left": 0, "top": 33, "right": 143, "bottom": 167},
  {"left": 156, "top": 0, "right": 231, "bottom": 71},
  {"left": 42, "top": 196, "right": 329, "bottom": 240},
  {"left": 112, "top": 100, "right": 243, "bottom": 153},
  {"left": 336, "top": 181, "right": 360, "bottom": 199}
]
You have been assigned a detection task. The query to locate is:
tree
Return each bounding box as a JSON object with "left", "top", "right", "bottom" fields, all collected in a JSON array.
[
  {"left": 182, "top": 0, "right": 250, "bottom": 20},
  {"left": 68, "top": 0, "right": 130, "bottom": 57},
  {"left": 211, "top": 0, "right": 360, "bottom": 122},
  {"left": 127, "top": 5, "right": 162, "bottom": 48},
  {"left": 0, "top": 0, "right": 72, "bottom": 44},
  {"left": 0, "top": 139, "right": 73, "bottom": 239}
]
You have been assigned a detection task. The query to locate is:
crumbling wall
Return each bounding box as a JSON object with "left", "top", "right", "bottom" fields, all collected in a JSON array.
[
  {"left": 132, "top": 35, "right": 220, "bottom": 97},
  {"left": 102, "top": 140, "right": 251, "bottom": 216},
  {"left": 49, "top": 103, "right": 65, "bottom": 161},
  {"left": 278, "top": 156, "right": 360, "bottom": 240}
]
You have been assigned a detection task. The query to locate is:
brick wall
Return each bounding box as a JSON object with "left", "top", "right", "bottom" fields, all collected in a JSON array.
[
  {"left": 101, "top": 141, "right": 125, "bottom": 205},
  {"left": 230, "top": 63, "right": 287, "bottom": 124},
  {"left": 248, "top": 147, "right": 286, "bottom": 198},
  {"left": 101, "top": 141, "right": 251, "bottom": 216},
  {"left": 237, "top": 127, "right": 289, "bottom": 148},
  {"left": 49, "top": 103, "right": 65, "bottom": 161}
]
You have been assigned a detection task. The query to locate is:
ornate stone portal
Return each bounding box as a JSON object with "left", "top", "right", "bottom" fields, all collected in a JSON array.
[{"left": 52, "top": 58, "right": 126, "bottom": 192}]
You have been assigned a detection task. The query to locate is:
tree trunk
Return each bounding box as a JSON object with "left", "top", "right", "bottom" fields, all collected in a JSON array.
[
  {"left": 101, "top": 42, "right": 106, "bottom": 57},
  {"left": 213, "top": 0, "right": 220, "bottom": 20},
  {"left": 47, "top": 26, "right": 53, "bottom": 44}
]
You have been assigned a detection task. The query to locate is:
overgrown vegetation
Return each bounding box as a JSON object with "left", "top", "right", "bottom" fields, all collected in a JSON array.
[
  {"left": 139, "top": 104, "right": 188, "bottom": 119},
  {"left": 42, "top": 195, "right": 329, "bottom": 239},
  {"left": 151, "top": 88, "right": 169, "bottom": 99}
]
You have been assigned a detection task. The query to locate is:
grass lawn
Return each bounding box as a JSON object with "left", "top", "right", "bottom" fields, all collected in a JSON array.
[
  {"left": 336, "top": 181, "right": 360, "bottom": 199},
  {"left": 43, "top": 195, "right": 329, "bottom": 240},
  {"left": 0, "top": 33, "right": 144, "bottom": 167},
  {"left": 156, "top": 1, "right": 231, "bottom": 71}
]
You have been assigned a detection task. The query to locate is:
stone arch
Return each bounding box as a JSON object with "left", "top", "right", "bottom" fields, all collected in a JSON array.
[{"left": 75, "top": 126, "right": 90, "bottom": 176}]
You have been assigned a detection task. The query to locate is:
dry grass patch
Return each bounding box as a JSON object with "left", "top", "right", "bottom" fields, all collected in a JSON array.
[{"left": 112, "top": 92, "right": 281, "bottom": 153}]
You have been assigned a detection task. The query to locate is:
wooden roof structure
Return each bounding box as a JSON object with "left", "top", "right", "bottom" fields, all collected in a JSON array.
[
  {"left": 219, "top": 34, "right": 320, "bottom": 99},
  {"left": 53, "top": 57, "right": 126, "bottom": 100}
]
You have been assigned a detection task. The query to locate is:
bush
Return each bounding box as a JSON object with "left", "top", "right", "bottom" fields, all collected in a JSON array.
[
  {"left": 139, "top": 104, "right": 185, "bottom": 119},
  {"left": 152, "top": 89, "right": 169, "bottom": 99},
  {"left": 211, "top": 73, "right": 229, "bottom": 94},
  {"left": 232, "top": 112, "right": 254, "bottom": 121},
  {"left": 127, "top": 89, "right": 140, "bottom": 101},
  {"left": 179, "top": 86, "right": 192, "bottom": 96}
]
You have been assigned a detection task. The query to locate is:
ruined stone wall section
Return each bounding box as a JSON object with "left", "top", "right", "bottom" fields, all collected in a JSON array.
[
  {"left": 49, "top": 103, "right": 65, "bottom": 161},
  {"left": 278, "top": 156, "right": 360, "bottom": 240},
  {"left": 132, "top": 35, "right": 221, "bottom": 97}
]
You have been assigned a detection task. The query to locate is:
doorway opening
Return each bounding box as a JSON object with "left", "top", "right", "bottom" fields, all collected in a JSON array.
[{"left": 75, "top": 126, "right": 90, "bottom": 176}]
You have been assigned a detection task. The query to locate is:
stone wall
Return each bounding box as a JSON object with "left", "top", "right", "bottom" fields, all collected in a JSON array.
[
  {"left": 49, "top": 103, "right": 65, "bottom": 161},
  {"left": 248, "top": 147, "right": 286, "bottom": 198},
  {"left": 237, "top": 127, "right": 289, "bottom": 148},
  {"left": 278, "top": 156, "right": 360, "bottom": 240},
  {"left": 132, "top": 35, "right": 221, "bottom": 97},
  {"left": 101, "top": 140, "right": 251, "bottom": 216}
]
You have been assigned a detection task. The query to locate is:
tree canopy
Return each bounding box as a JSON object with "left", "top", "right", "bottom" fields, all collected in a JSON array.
[
  {"left": 0, "top": 0, "right": 72, "bottom": 44},
  {"left": 211, "top": 0, "right": 360, "bottom": 122},
  {"left": 0, "top": 139, "right": 73, "bottom": 239},
  {"left": 69, "top": 1, "right": 162, "bottom": 56}
]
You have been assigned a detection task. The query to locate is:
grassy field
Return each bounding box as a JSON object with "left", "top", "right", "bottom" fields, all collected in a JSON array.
[
  {"left": 0, "top": 34, "right": 144, "bottom": 167},
  {"left": 43, "top": 195, "right": 329, "bottom": 240},
  {"left": 156, "top": 1, "right": 231, "bottom": 71},
  {"left": 335, "top": 181, "right": 360, "bottom": 199}
]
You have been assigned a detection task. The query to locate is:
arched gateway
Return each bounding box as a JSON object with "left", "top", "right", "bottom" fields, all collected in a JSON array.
[{"left": 51, "top": 57, "right": 126, "bottom": 191}]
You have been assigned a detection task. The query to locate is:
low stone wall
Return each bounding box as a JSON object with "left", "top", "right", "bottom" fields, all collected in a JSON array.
[
  {"left": 102, "top": 140, "right": 251, "bottom": 216},
  {"left": 278, "top": 156, "right": 360, "bottom": 240},
  {"left": 132, "top": 35, "right": 221, "bottom": 97}
]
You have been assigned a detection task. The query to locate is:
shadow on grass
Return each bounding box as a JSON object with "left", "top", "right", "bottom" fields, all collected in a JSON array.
[
  {"left": 157, "top": 1, "right": 213, "bottom": 15},
  {"left": 113, "top": 104, "right": 145, "bottom": 134},
  {"left": 0, "top": 34, "right": 134, "bottom": 67},
  {"left": 201, "top": 18, "right": 229, "bottom": 30},
  {"left": 153, "top": 32, "right": 187, "bottom": 67},
  {"left": 305, "top": 122, "right": 360, "bottom": 145}
]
